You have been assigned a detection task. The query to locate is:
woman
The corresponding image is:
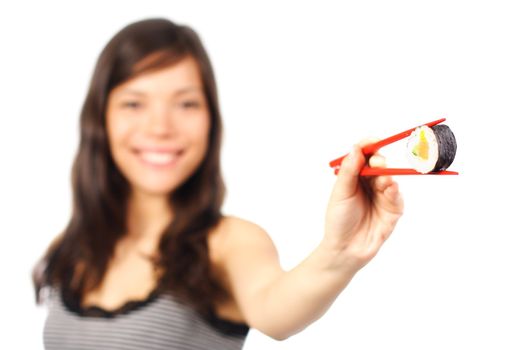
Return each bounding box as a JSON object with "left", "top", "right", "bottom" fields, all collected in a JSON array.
[{"left": 33, "top": 18, "right": 403, "bottom": 349}]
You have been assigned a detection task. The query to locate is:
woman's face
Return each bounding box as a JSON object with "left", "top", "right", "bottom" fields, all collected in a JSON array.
[{"left": 106, "top": 56, "right": 210, "bottom": 196}]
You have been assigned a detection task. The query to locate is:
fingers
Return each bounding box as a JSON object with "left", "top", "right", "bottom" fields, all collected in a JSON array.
[
  {"left": 381, "top": 182, "right": 404, "bottom": 215},
  {"left": 358, "top": 138, "right": 380, "bottom": 148},
  {"left": 379, "top": 181, "right": 402, "bottom": 213},
  {"left": 330, "top": 144, "right": 365, "bottom": 201},
  {"left": 384, "top": 182, "right": 400, "bottom": 201},
  {"left": 349, "top": 138, "right": 404, "bottom": 219},
  {"left": 330, "top": 138, "right": 397, "bottom": 202},
  {"left": 367, "top": 153, "right": 393, "bottom": 192},
  {"left": 368, "top": 154, "right": 386, "bottom": 168},
  {"left": 373, "top": 175, "right": 394, "bottom": 192},
  {"left": 363, "top": 142, "right": 402, "bottom": 210}
]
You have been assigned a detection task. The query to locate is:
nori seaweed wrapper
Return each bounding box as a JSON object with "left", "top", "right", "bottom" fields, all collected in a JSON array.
[{"left": 431, "top": 124, "right": 457, "bottom": 171}]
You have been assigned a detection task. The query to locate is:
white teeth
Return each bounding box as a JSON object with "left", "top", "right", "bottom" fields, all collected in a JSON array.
[{"left": 139, "top": 151, "right": 178, "bottom": 165}]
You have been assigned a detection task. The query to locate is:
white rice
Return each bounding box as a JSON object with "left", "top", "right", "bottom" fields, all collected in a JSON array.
[{"left": 406, "top": 125, "right": 440, "bottom": 173}]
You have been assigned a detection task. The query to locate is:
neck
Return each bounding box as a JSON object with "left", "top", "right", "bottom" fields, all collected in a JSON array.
[{"left": 126, "top": 190, "right": 173, "bottom": 242}]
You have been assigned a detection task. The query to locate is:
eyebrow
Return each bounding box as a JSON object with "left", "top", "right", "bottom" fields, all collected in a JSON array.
[{"left": 117, "top": 86, "right": 203, "bottom": 97}]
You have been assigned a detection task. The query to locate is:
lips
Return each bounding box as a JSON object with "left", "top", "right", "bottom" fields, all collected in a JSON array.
[{"left": 134, "top": 148, "right": 184, "bottom": 167}]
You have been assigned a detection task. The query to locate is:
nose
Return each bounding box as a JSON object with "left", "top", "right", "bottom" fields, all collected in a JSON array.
[{"left": 144, "top": 104, "right": 175, "bottom": 138}]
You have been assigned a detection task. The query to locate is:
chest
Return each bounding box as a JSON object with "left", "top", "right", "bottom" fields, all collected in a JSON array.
[
  {"left": 45, "top": 292, "right": 248, "bottom": 350},
  {"left": 81, "top": 250, "right": 158, "bottom": 310},
  {"left": 80, "top": 237, "right": 245, "bottom": 324}
]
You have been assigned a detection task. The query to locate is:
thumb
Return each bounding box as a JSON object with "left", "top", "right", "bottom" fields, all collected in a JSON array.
[{"left": 330, "top": 145, "right": 366, "bottom": 201}]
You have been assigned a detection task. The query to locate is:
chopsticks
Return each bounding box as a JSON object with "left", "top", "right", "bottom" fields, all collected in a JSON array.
[
  {"left": 329, "top": 118, "right": 459, "bottom": 176},
  {"left": 360, "top": 168, "right": 459, "bottom": 176}
]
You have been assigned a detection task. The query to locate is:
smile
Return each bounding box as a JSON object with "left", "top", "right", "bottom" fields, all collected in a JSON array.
[{"left": 134, "top": 149, "right": 184, "bottom": 167}]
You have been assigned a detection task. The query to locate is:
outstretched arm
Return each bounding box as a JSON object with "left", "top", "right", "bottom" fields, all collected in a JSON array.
[{"left": 220, "top": 142, "right": 404, "bottom": 340}]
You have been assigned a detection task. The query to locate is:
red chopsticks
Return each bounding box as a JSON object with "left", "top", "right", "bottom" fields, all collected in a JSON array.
[
  {"left": 359, "top": 168, "right": 458, "bottom": 176},
  {"left": 329, "top": 118, "right": 459, "bottom": 176}
]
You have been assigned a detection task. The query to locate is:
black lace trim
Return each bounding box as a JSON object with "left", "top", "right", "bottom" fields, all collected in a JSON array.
[
  {"left": 207, "top": 312, "right": 250, "bottom": 337},
  {"left": 59, "top": 287, "right": 249, "bottom": 337},
  {"left": 60, "top": 286, "right": 160, "bottom": 318}
]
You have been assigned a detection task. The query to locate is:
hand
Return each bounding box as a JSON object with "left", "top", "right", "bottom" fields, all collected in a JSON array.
[{"left": 323, "top": 140, "right": 404, "bottom": 272}]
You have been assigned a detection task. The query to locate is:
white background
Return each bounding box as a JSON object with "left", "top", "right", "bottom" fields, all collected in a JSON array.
[{"left": 1, "top": 1, "right": 524, "bottom": 349}]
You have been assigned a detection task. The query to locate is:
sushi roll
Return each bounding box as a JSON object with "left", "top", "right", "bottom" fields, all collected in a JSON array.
[{"left": 407, "top": 124, "right": 457, "bottom": 173}]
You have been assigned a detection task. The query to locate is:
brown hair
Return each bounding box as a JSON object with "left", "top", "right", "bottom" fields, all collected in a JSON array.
[{"left": 33, "top": 18, "right": 227, "bottom": 319}]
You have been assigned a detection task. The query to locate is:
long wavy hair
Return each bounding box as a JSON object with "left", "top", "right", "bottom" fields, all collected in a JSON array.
[{"left": 33, "top": 18, "right": 228, "bottom": 319}]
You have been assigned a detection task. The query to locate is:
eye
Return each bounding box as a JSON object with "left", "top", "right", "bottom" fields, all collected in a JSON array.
[
  {"left": 180, "top": 100, "right": 201, "bottom": 109},
  {"left": 121, "top": 101, "right": 142, "bottom": 109}
]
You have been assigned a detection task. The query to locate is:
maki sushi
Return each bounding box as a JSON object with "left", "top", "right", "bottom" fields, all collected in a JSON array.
[{"left": 407, "top": 124, "right": 457, "bottom": 173}]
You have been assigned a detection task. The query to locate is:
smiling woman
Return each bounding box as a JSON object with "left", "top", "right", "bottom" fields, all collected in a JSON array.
[
  {"left": 32, "top": 17, "right": 404, "bottom": 350},
  {"left": 106, "top": 57, "right": 211, "bottom": 196},
  {"left": 32, "top": 18, "right": 248, "bottom": 349}
]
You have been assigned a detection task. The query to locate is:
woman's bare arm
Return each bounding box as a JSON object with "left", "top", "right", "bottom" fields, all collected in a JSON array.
[{"left": 220, "top": 142, "right": 404, "bottom": 340}]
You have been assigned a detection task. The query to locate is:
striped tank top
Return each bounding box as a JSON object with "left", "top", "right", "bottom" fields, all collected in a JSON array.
[{"left": 43, "top": 288, "right": 250, "bottom": 350}]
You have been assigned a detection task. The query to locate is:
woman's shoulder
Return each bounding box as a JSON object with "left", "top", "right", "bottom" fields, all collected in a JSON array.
[
  {"left": 215, "top": 215, "right": 271, "bottom": 243},
  {"left": 217, "top": 215, "right": 266, "bottom": 234},
  {"left": 209, "top": 215, "right": 275, "bottom": 263}
]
